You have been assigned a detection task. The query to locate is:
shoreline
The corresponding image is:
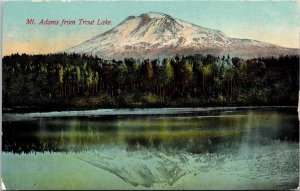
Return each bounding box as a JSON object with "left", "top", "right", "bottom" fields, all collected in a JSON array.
[
  {"left": 3, "top": 104, "right": 297, "bottom": 113},
  {"left": 2, "top": 106, "right": 297, "bottom": 121}
]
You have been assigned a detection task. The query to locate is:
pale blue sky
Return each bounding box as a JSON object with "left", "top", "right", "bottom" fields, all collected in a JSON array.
[{"left": 3, "top": 1, "right": 299, "bottom": 55}]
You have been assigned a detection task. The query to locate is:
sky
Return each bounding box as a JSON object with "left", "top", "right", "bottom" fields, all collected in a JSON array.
[{"left": 2, "top": 0, "right": 300, "bottom": 56}]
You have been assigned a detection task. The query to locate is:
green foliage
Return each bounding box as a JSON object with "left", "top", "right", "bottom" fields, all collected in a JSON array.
[
  {"left": 2, "top": 53, "right": 299, "bottom": 110},
  {"left": 118, "top": 93, "right": 135, "bottom": 107},
  {"left": 74, "top": 66, "right": 82, "bottom": 83},
  {"left": 217, "top": 95, "right": 226, "bottom": 104},
  {"left": 161, "top": 58, "right": 174, "bottom": 85},
  {"left": 182, "top": 60, "right": 193, "bottom": 82},
  {"left": 141, "top": 93, "right": 160, "bottom": 105},
  {"left": 58, "top": 64, "right": 64, "bottom": 84}
]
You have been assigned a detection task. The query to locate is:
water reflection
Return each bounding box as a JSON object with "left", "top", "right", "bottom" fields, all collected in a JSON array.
[{"left": 2, "top": 108, "right": 298, "bottom": 154}]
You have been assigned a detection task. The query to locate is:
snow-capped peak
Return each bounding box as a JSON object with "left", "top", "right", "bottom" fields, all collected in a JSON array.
[
  {"left": 65, "top": 12, "right": 297, "bottom": 59},
  {"left": 141, "top": 12, "right": 168, "bottom": 19}
]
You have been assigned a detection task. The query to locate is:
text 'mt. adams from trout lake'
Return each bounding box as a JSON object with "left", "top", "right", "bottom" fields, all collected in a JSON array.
[{"left": 26, "top": 18, "right": 112, "bottom": 26}]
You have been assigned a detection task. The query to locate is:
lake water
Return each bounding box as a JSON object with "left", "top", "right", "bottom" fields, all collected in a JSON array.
[{"left": 2, "top": 107, "right": 299, "bottom": 189}]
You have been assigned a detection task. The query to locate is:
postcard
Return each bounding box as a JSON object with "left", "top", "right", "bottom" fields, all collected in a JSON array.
[{"left": 1, "top": 0, "right": 299, "bottom": 190}]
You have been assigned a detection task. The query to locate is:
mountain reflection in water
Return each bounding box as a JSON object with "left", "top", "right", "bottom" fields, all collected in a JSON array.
[{"left": 2, "top": 108, "right": 298, "bottom": 154}]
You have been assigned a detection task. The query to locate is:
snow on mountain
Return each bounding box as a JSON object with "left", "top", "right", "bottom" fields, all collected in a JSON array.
[{"left": 65, "top": 12, "right": 298, "bottom": 59}]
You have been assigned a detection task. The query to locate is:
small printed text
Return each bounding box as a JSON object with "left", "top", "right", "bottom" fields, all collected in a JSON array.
[{"left": 26, "top": 18, "right": 112, "bottom": 26}]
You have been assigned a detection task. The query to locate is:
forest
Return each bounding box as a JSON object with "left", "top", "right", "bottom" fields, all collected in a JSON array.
[{"left": 2, "top": 53, "right": 299, "bottom": 111}]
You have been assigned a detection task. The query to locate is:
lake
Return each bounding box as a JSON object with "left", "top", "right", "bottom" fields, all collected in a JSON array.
[{"left": 2, "top": 107, "right": 299, "bottom": 190}]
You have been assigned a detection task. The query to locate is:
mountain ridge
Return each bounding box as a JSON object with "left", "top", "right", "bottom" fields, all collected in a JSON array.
[{"left": 65, "top": 12, "right": 298, "bottom": 59}]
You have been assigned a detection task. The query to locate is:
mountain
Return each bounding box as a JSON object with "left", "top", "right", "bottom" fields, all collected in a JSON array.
[{"left": 65, "top": 12, "right": 298, "bottom": 59}]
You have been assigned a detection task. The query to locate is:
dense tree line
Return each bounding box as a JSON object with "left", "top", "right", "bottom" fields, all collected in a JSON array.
[{"left": 2, "top": 53, "right": 299, "bottom": 110}]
